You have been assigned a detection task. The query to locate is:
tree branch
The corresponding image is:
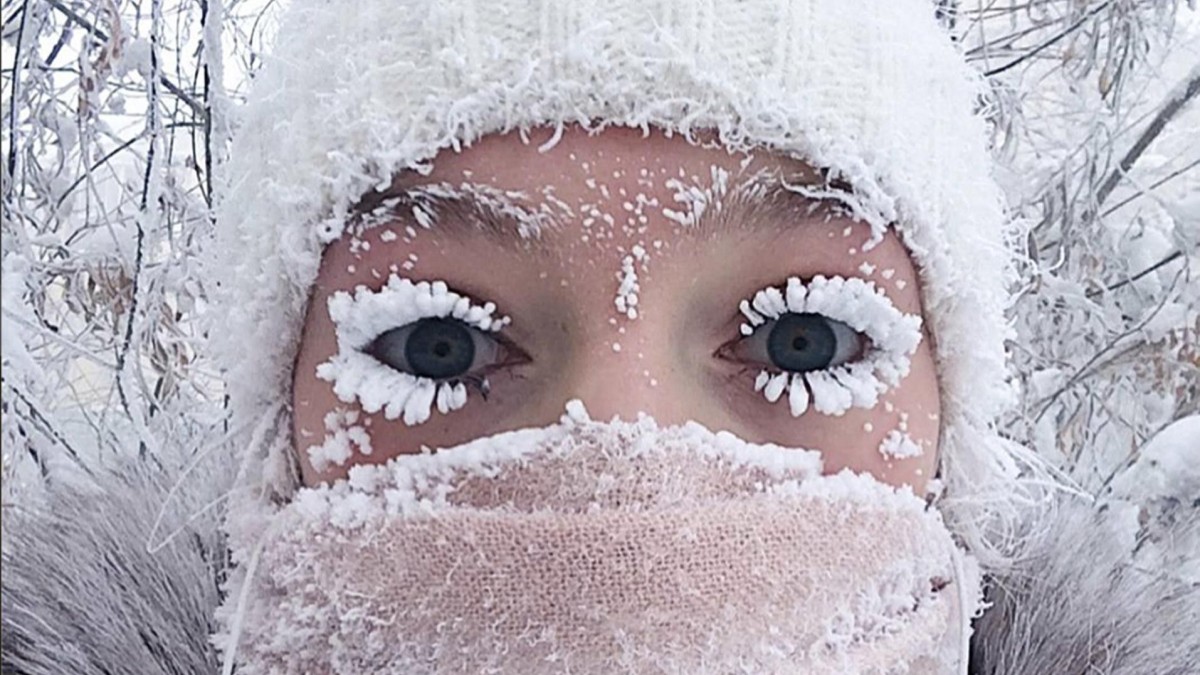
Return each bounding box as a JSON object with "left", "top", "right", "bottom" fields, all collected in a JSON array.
[
  {"left": 1087, "top": 250, "right": 1185, "bottom": 298},
  {"left": 43, "top": 0, "right": 209, "bottom": 121},
  {"left": 983, "top": 1, "right": 1111, "bottom": 77},
  {"left": 1094, "top": 63, "right": 1200, "bottom": 208}
]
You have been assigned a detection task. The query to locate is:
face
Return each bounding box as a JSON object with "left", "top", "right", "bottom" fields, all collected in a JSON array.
[{"left": 292, "top": 127, "right": 941, "bottom": 492}]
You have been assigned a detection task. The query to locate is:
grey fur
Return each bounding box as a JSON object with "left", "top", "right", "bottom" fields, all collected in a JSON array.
[
  {"left": 971, "top": 496, "right": 1200, "bottom": 675},
  {"left": 2, "top": 461, "right": 1196, "bottom": 674},
  {"left": 1, "top": 459, "right": 230, "bottom": 675}
]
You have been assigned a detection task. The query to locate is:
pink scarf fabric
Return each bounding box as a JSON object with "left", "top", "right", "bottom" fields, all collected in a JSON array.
[{"left": 224, "top": 419, "right": 978, "bottom": 673}]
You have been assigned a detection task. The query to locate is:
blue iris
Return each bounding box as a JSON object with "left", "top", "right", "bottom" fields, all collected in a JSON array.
[
  {"left": 765, "top": 313, "right": 837, "bottom": 372},
  {"left": 370, "top": 318, "right": 475, "bottom": 380}
]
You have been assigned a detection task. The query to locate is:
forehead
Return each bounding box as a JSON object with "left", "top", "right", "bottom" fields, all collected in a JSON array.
[
  {"left": 348, "top": 126, "right": 859, "bottom": 254},
  {"left": 325, "top": 126, "right": 919, "bottom": 312},
  {"left": 418, "top": 126, "right": 813, "bottom": 191}
]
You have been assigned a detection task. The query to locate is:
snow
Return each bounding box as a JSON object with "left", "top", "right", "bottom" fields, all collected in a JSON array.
[
  {"left": 315, "top": 274, "right": 510, "bottom": 425},
  {"left": 283, "top": 406, "right": 837, "bottom": 526},
  {"left": 787, "top": 373, "right": 810, "bottom": 417},
  {"left": 763, "top": 372, "right": 788, "bottom": 403},
  {"left": 660, "top": 169, "right": 729, "bottom": 227},
  {"left": 613, "top": 248, "right": 645, "bottom": 320},
  {"left": 1109, "top": 415, "right": 1200, "bottom": 501},
  {"left": 753, "top": 370, "right": 770, "bottom": 392},
  {"left": 741, "top": 275, "right": 923, "bottom": 416},
  {"left": 878, "top": 430, "right": 924, "bottom": 460},
  {"left": 306, "top": 409, "right": 374, "bottom": 472},
  {"left": 0, "top": 255, "right": 45, "bottom": 384}
]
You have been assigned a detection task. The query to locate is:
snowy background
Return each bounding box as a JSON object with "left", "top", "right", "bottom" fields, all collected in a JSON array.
[{"left": 2, "top": 1, "right": 1197, "bottom": 576}]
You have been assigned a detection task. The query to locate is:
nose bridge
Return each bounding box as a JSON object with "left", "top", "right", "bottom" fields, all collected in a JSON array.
[
  {"left": 568, "top": 363, "right": 663, "bottom": 424},
  {"left": 562, "top": 326, "right": 689, "bottom": 425}
]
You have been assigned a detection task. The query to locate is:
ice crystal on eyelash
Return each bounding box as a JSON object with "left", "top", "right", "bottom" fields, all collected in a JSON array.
[
  {"left": 879, "top": 430, "right": 924, "bottom": 460},
  {"left": 763, "top": 372, "right": 789, "bottom": 403},
  {"left": 788, "top": 373, "right": 809, "bottom": 417},
  {"left": 740, "top": 275, "right": 923, "bottom": 417},
  {"left": 315, "top": 274, "right": 509, "bottom": 426},
  {"left": 307, "top": 408, "right": 374, "bottom": 472}
]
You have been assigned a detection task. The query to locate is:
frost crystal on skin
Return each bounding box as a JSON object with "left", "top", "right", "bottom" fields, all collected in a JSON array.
[
  {"left": 614, "top": 247, "right": 645, "bottom": 320},
  {"left": 562, "top": 398, "right": 591, "bottom": 425},
  {"left": 353, "top": 181, "right": 565, "bottom": 241},
  {"left": 307, "top": 409, "right": 374, "bottom": 472},
  {"left": 739, "top": 275, "right": 923, "bottom": 417},
  {"left": 316, "top": 274, "right": 511, "bottom": 426},
  {"left": 878, "top": 430, "right": 924, "bottom": 459},
  {"left": 614, "top": 244, "right": 650, "bottom": 320}
]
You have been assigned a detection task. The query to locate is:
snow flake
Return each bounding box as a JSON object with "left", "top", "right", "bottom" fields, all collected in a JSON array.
[{"left": 878, "top": 430, "right": 923, "bottom": 459}]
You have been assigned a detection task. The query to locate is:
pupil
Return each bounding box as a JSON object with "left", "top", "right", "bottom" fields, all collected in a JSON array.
[
  {"left": 766, "top": 313, "right": 836, "bottom": 373},
  {"left": 404, "top": 318, "right": 476, "bottom": 379}
]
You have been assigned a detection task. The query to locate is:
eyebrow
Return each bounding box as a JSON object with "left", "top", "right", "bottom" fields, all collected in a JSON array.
[
  {"left": 349, "top": 179, "right": 564, "bottom": 253},
  {"left": 348, "top": 171, "right": 854, "bottom": 249},
  {"left": 705, "top": 173, "right": 855, "bottom": 238}
]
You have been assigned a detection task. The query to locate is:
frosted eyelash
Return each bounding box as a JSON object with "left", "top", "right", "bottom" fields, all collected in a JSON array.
[
  {"left": 741, "top": 275, "right": 922, "bottom": 417},
  {"left": 315, "top": 274, "right": 510, "bottom": 426}
]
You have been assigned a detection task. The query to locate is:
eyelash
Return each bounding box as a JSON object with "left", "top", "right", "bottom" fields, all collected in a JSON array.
[
  {"left": 316, "top": 275, "right": 516, "bottom": 426},
  {"left": 318, "top": 274, "right": 920, "bottom": 424},
  {"left": 721, "top": 275, "right": 923, "bottom": 417}
]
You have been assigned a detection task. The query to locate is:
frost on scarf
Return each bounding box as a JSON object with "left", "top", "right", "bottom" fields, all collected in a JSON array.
[{"left": 217, "top": 409, "right": 980, "bottom": 674}]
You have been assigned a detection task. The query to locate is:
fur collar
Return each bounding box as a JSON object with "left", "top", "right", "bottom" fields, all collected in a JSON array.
[{"left": 3, "top": 458, "right": 1196, "bottom": 674}]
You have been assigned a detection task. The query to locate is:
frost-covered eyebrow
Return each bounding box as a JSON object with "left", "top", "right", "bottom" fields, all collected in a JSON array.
[
  {"left": 350, "top": 181, "right": 562, "bottom": 252},
  {"left": 349, "top": 173, "right": 848, "bottom": 249},
  {"left": 708, "top": 177, "right": 850, "bottom": 238}
]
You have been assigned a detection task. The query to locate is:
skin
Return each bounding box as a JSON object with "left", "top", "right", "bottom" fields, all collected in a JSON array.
[{"left": 292, "top": 126, "right": 941, "bottom": 491}]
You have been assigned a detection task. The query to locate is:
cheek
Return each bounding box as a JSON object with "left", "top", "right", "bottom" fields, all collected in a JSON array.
[
  {"left": 814, "top": 343, "right": 940, "bottom": 492},
  {"left": 720, "top": 340, "right": 940, "bottom": 494}
]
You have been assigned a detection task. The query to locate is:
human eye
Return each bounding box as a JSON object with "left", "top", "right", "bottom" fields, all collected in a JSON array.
[
  {"left": 365, "top": 318, "right": 505, "bottom": 383},
  {"left": 718, "top": 275, "right": 923, "bottom": 417},
  {"left": 731, "top": 312, "right": 864, "bottom": 374},
  {"left": 315, "top": 275, "right": 524, "bottom": 426}
]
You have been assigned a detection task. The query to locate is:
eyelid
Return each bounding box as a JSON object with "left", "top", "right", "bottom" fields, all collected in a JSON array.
[{"left": 325, "top": 275, "right": 510, "bottom": 352}]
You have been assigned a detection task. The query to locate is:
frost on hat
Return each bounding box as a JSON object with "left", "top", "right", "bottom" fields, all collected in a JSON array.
[{"left": 207, "top": 0, "right": 1029, "bottom": 599}]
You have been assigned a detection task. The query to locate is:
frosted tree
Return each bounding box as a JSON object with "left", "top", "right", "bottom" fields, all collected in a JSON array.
[
  {"left": 950, "top": 1, "right": 1197, "bottom": 490},
  {"left": 0, "top": 0, "right": 282, "bottom": 502}
]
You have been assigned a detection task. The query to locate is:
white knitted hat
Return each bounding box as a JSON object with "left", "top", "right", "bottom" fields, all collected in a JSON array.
[{"left": 208, "top": 0, "right": 1029, "bottom": 568}]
